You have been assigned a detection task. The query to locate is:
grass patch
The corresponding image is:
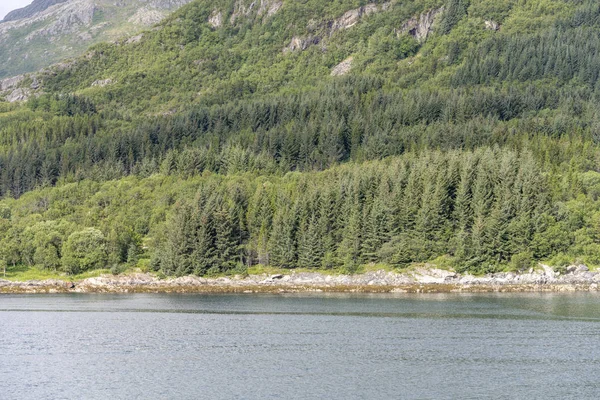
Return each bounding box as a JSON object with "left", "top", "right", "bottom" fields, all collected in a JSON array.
[{"left": 2, "top": 264, "right": 112, "bottom": 282}]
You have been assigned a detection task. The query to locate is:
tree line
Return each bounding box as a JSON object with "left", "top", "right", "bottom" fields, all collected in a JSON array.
[{"left": 2, "top": 78, "right": 600, "bottom": 197}]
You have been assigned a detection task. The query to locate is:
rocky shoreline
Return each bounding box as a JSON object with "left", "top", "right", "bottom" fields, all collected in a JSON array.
[{"left": 1, "top": 265, "right": 600, "bottom": 294}]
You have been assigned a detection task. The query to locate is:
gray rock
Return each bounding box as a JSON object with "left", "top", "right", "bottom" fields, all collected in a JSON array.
[
  {"left": 484, "top": 20, "right": 500, "bottom": 31},
  {"left": 331, "top": 57, "right": 353, "bottom": 76},
  {"left": 575, "top": 265, "right": 589, "bottom": 274},
  {"left": 126, "top": 34, "right": 144, "bottom": 45},
  {"left": 258, "top": 0, "right": 283, "bottom": 18},
  {"left": 283, "top": 2, "right": 391, "bottom": 53},
  {"left": 208, "top": 10, "right": 222, "bottom": 28},
  {"left": 128, "top": 8, "right": 164, "bottom": 26},
  {"left": 400, "top": 7, "right": 444, "bottom": 42},
  {"left": 331, "top": 4, "right": 379, "bottom": 32},
  {"left": 284, "top": 36, "right": 321, "bottom": 52},
  {"left": 0, "top": 75, "right": 24, "bottom": 91},
  {"left": 6, "top": 88, "right": 30, "bottom": 102},
  {"left": 91, "top": 78, "right": 113, "bottom": 87}
]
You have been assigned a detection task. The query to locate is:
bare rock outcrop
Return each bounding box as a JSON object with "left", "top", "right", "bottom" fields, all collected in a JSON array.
[
  {"left": 229, "top": 0, "right": 282, "bottom": 24},
  {"left": 2, "top": 0, "right": 69, "bottom": 23},
  {"left": 484, "top": 20, "right": 500, "bottom": 31},
  {"left": 126, "top": 34, "right": 144, "bottom": 44},
  {"left": 208, "top": 10, "right": 223, "bottom": 28},
  {"left": 5, "top": 88, "right": 31, "bottom": 102},
  {"left": 330, "top": 3, "right": 380, "bottom": 33},
  {"left": 284, "top": 2, "right": 391, "bottom": 53},
  {"left": 91, "top": 78, "right": 113, "bottom": 87},
  {"left": 284, "top": 35, "right": 321, "bottom": 52},
  {"left": 400, "top": 7, "right": 444, "bottom": 42},
  {"left": 128, "top": 7, "right": 165, "bottom": 25},
  {"left": 331, "top": 57, "right": 353, "bottom": 76},
  {"left": 258, "top": 0, "right": 283, "bottom": 18},
  {"left": 230, "top": 0, "right": 257, "bottom": 24},
  {"left": 23, "top": 0, "right": 96, "bottom": 42},
  {"left": 4, "top": 264, "right": 600, "bottom": 294},
  {"left": 0, "top": 75, "right": 25, "bottom": 91}
]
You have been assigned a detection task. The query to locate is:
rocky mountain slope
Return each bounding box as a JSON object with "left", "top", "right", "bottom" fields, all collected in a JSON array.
[
  {"left": 0, "top": 0, "right": 194, "bottom": 78},
  {"left": 2, "top": 0, "right": 68, "bottom": 22}
]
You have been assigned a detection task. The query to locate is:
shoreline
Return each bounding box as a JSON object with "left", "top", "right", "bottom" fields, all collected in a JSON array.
[{"left": 2, "top": 266, "right": 600, "bottom": 294}]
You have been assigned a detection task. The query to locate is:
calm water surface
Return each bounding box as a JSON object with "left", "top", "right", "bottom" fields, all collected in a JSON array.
[{"left": 1, "top": 293, "right": 600, "bottom": 399}]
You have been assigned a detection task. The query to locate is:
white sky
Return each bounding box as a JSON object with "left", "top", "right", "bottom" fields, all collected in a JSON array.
[{"left": 1, "top": 0, "right": 34, "bottom": 20}]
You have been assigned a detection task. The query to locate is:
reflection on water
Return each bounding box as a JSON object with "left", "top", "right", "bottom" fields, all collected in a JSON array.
[{"left": 1, "top": 293, "right": 599, "bottom": 399}]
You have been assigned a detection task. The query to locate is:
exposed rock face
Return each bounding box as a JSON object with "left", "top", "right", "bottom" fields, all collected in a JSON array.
[
  {"left": 91, "top": 78, "right": 114, "bottom": 87},
  {"left": 484, "top": 20, "right": 500, "bottom": 31},
  {"left": 230, "top": 0, "right": 256, "bottom": 24},
  {"left": 128, "top": 7, "right": 165, "bottom": 25},
  {"left": 21, "top": 0, "right": 96, "bottom": 42},
  {"left": 0, "top": 75, "right": 30, "bottom": 102},
  {"left": 0, "top": 75, "right": 24, "bottom": 91},
  {"left": 330, "top": 3, "right": 381, "bottom": 33},
  {"left": 208, "top": 10, "right": 223, "bottom": 28},
  {"left": 284, "top": 35, "right": 321, "bottom": 52},
  {"left": 1, "top": 0, "right": 68, "bottom": 23},
  {"left": 331, "top": 57, "right": 353, "bottom": 76},
  {"left": 5, "top": 88, "right": 31, "bottom": 102},
  {"left": 0, "top": 0, "right": 195, "bottom": 79},
  {"left": 258, "top": 0, "right": 282, "bottom": 18},
  {"left": 146, "top": 0, "right": 192, "bottom": 8},
  {"left": 126, "top": 34, "right": 144, "bottom": 44},
  {"left": 400, "top": 7, "right": 444, "bottom": 42},
  {"left": 284, "top": 2, "right": 391, "bottom": 53},
  {"left": 228, "top": 0, "right": 283, "bottom": 24}
]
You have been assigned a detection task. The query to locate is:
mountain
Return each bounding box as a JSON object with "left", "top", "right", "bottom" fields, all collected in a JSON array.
[
  {"left": 0, "top": 0, "right": 194, "bottom": 79},
  {"left": 2, "top": 0, "right": 600, "bottom": 278},
  {"left": 2, "top": 0, "right": 69, "bottom": 22}
]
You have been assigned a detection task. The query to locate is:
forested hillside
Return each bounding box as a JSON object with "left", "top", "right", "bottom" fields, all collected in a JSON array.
[{"left": 2, "top": 0, "right": 600, "bottom": 277}]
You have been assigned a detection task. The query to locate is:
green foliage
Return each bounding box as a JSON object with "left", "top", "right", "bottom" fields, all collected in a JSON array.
[
  {"left": 61, "top": 228, "right": 108, "bottom": 274},
  {"left": 3, "top": 0, "right": 600, "bottom": 276},
  {"left": 510, "top": 252, "right": 534, "bottom": 272},
  {"left": 439, "top": 0, "right": 470, "bottom": 34}
]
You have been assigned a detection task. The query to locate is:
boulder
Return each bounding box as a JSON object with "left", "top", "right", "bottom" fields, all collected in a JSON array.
[
  {"left": 575, "top": 265, "right": 589, "bottom": 274},
  {"left": 484, "top": 20, "right": 500, "bottom": 31}
]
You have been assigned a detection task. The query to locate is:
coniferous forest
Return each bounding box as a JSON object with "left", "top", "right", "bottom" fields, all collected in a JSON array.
[{"left": 3, "top": 0, "right": 600, "bottom": 277}]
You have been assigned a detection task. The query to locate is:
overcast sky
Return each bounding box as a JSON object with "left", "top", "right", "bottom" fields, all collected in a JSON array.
[{"left": 1, "top": 0, "right": 33, "bottom": 20}]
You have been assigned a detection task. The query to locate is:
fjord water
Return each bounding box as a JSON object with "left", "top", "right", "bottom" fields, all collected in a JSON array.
[{"left": 1, "top": 294, "right": 600, "bottom": 399}]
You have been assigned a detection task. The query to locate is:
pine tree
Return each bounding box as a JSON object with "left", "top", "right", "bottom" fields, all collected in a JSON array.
[
  {"left": 214, "top": 205, "right": 238, "bottom": 271},
  {"left": 269, "top": 205, "right": 297, "bottom": 268},
  {"left": 298, "top": 214, "right": 323, "bottom": 268}
]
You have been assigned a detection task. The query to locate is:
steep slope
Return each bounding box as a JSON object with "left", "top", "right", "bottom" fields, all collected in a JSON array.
[
  {"left": 2, "top": 0, "right": 600, "bottom": 277},
  {"left": 2, "top": 0, "right": 69, "bottom": 22},
  {"left": 0, "top": 0, "right": 194, "bottom": 78}
]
